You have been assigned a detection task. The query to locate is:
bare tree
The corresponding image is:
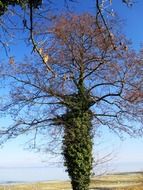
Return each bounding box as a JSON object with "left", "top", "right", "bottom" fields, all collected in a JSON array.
[
  {"left": 0, "top": 13, "right": 143, "bottom": 190},
  {"left": 0, "top": 1, "right": 135, "bottom": 67},
  {"left": 0, "top": 0, "right": 136, "bottom": 39}
]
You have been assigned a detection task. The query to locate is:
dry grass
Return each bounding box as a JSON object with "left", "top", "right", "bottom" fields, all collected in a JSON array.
[
  {"left": 0, "top": 172, "right": 143, "bottom": 190},
  {"left": 90, "top": 172, "right": 143, "bottom": 189}
]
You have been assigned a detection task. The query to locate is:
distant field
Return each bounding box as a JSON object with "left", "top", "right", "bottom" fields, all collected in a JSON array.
[{"left": 0, "top": 172, "right": 143, "bottom": 190}]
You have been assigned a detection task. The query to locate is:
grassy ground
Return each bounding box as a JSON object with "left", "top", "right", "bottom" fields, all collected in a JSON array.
[{"left": 0, "top": 172, "right": 143, "bottom": 190}]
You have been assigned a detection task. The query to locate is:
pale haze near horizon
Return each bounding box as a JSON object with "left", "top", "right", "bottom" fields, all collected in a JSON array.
[{"left": 0, "top": 131, "right": 143, "bottom": 181}]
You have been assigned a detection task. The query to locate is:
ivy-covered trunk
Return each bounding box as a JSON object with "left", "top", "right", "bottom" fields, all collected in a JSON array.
[
  {"left": 52, "top": 84, "right": 94, "bottom": 190},
  {"left": 62, "top": 110, "right": 93, "bottom": 190}
]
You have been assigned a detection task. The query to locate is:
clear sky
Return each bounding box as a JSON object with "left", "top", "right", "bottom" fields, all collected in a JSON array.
[{"left": 0, "top": 0, "right": 143, "bottom": 182}]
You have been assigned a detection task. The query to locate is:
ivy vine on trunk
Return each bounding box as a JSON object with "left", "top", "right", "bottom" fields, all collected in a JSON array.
[
  {"left": 62, "top": 110, "right": 93, "bottom": 190},
  {"left": 53, "top": 87, "right": 94, "bottom": 190}
]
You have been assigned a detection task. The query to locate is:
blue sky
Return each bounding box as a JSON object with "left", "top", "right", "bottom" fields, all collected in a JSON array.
[
  {"left": 0, "top": 0, "right": 143, "bottom": 181},
  {"left": 112, "top": 0, "right": 143, "bottom": 49}
]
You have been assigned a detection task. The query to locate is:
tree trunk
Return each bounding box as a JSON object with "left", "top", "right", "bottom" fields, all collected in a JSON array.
[{"left": 62, "top": 110, "right": 93, "bottom": 190}]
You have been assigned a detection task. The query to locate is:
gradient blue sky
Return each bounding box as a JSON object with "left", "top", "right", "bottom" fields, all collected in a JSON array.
[{"left": 0, "top": 0, "right": 143, "bottom": 181}]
